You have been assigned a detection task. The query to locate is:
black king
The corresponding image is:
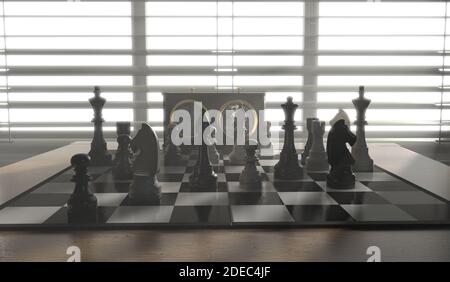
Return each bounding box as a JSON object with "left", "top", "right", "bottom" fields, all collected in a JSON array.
[
  {"left": 88, "top": 86, "right": 112, "bottom": 166},
  {"left": 274, "top": 97, "right": 303, "bottom": 179}
]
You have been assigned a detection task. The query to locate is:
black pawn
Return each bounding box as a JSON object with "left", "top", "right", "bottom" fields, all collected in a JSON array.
[
  {"left": 113, "top": 134, "right": 133, "bottom": 180},
  {"left": 189, "top": 109, "right": 218, "bottom": 189},
  {"left": 239, "top": 139, "right": 262, "bottom": 189},
  {"left": 274, "top": 97, "right": 303, "bottom": 180},
  {"left": 67, "top": 154, "right": 98, "bottom": 223}
]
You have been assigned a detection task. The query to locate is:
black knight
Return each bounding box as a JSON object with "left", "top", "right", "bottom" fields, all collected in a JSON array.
[{"left": 326, "top": 119, "right": 357, "bottom": 189}]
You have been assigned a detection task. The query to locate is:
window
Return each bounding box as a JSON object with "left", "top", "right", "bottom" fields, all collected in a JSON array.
[
  {"left": 0, "top": 1, "right": 448, "bottom": 141},
  {"left": 0, "top": 1, "right": 133, "bottom": 138},
  {"left": 145, "top": 1, "right": 304, "bottom": 130},
  {"left": 317, "top": 1, "right": 448, "bottom": 139}
]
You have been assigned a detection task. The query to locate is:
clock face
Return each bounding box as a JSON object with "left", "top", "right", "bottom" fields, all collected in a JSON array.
[{"left": 218, "top": 99, "right": 259, "bottom": 138}]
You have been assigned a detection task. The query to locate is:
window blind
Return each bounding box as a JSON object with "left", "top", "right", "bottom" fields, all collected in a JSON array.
[
  {"left": 0, "top": 1, "right": 134, "bottom": 138},
  {"left": 316, "top": 1, "right": 449, "bottom": 140},
  {"left": 0, "top": 0, "right": 447, "bottom": 141},
  {"left": 145, "top": 1, "right": 304, "bottom": 135}
]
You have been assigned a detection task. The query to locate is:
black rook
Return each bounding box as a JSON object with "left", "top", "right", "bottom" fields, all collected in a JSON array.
[{"left": 67, "top": 154, "right": 98, "bottom": 223}]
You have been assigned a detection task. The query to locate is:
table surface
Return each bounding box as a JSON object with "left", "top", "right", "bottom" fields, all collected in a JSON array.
[{"left": 0, "top": 141, "right": 449, "bottom": 261}]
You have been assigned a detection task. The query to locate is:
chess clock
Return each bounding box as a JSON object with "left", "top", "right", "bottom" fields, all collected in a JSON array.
[{"left": 217, "top": 99, "right": 259, "bottom": 142}]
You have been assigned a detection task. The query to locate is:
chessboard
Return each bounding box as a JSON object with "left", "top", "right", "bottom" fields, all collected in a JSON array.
[{"left": 0, "top": 148, "right": 449, "bottom": 229}]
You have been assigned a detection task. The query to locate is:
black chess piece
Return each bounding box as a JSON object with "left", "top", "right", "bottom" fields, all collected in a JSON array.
[
  {"left": 260, "top": 121, "right": 273, "bottom": 150},
  {"left": 67, "top": 154, "right": 98, "bottom": 223},
  {"left": 301, "top": 117, "right": 318, "bottom": 165},
  {"left": 352, "top": 86, "right": 374, "bottom": 172},
  {"left": 88, "top": 86, "right": 112, "bottom": 166},
  {"left": 113, "top": 134, "right": 133, "bottom": 180},
  {"left": 116, "top": 121, "right": 131, "bottom": 136},
  {"left": 229, "top": 113, "right": 247, "bottom": 165},
  {"left": 305, "top": 120, "right": 329, "bottom": 172},
  {"left": 128, "top": 123, "right": 161, "bottom": 204},
  {"left": 207, "top": 125, "right": 220, "bottom": 165},
  {"left": 326, "top": 119, "right": 357, "bottom": 189},
  {"left": 189, "top": 109, "right": 218, "bottom": 189},
  {"left": 164, "top": 122, "right": 184, "bottom": 165},
  {"left": 274, "top": 97, "right": 303, "bottom": 180},
  {"left": 239, "top": 139, "right": 262, "bottom": 189}
]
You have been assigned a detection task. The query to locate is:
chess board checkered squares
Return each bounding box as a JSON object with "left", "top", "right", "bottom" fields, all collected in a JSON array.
[
  {"left": 377, "top": 191, "right": 447, "bottom": 205},
  {"left": 272, "top": 181, "right": 323, "bottom": 192},
  {"left": 44, "top": 206, "right": 116, "bottom": 225},
  {"left": 8, "top": 193, "right": 70, "bottom": 207},
  {"left": 61, "top": 166, "right": 111, "bottom": 176},
  {"left": 181, "top": 172, "right": 227, "bottom": 183},
  {"left": 231, "top": 205, "right": 294, "bottom": 224},
  {"left": 354, "top": 172, "right": 398, "bottom": 182},
  {"left": 224, "top": 165, "right": 245, "bottom": 174},
  {"left": 175, "top": 192, "right": 229, "bottom": 206},
  {"left": 227, "top": 181, "right": 277, "bottom": 193},
  {"left": 179, "top": 182, "right": 228, "bottom": 192},
  {"left": 170, "top": 206, "right": 231, "bottom": 224},
  {"left": 92, "top": 182, "right": 130, "bottom": 193},
  {"left": 60, "top": 166, "right": 111, "bottom": 183},
  {"left": 341, "top": 205, "right": 416, "bottom": 222},
  {"left": 286, "top": 205, "right": 354, "bottom": 223},
  {"left": 93, "top": 171, "right": 130, "bottom": 184},
  {"left": 227, "top": 189, "right": 297, "bottom": 224},
  {"left": 316, "top": 181, "right": 372, "bottom": 192},
  {"left": 278, "top": 192, "right": 338, "bottom": 206},
  {"left": 327, "top": 192, "right": 390, "bottom": 205},
  {"left": 229, "top": 192, "right": 283, "bottom": 205},
  {"left": 360, "top": 181, "right": 420, "bottom": 192},
  {"left": 0, "top": 206, "right": 61, "bottom": 224},
  {"left": 32, "top": 183, "right": 74, "bottom": 194},
  {"left": 160, "top": 182, "right": 181, "bottom": 193},
  {"left": 45, "top": 192, "right": 179, "bottom": 225},
  {"left": 277, "top": 192, "right": 356, "bottom": 223},
  {"left": 95, "top": 193, "right": 128, "bottom": 207},
  {"left": 107, "top": 206, "right": 174, "bottom": 224},
  {"left": 264, "top": 172, "right": 314, "bottom": 182},
  {"left": 396, "top": 204, "right": 450, "bottom": 221}
]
